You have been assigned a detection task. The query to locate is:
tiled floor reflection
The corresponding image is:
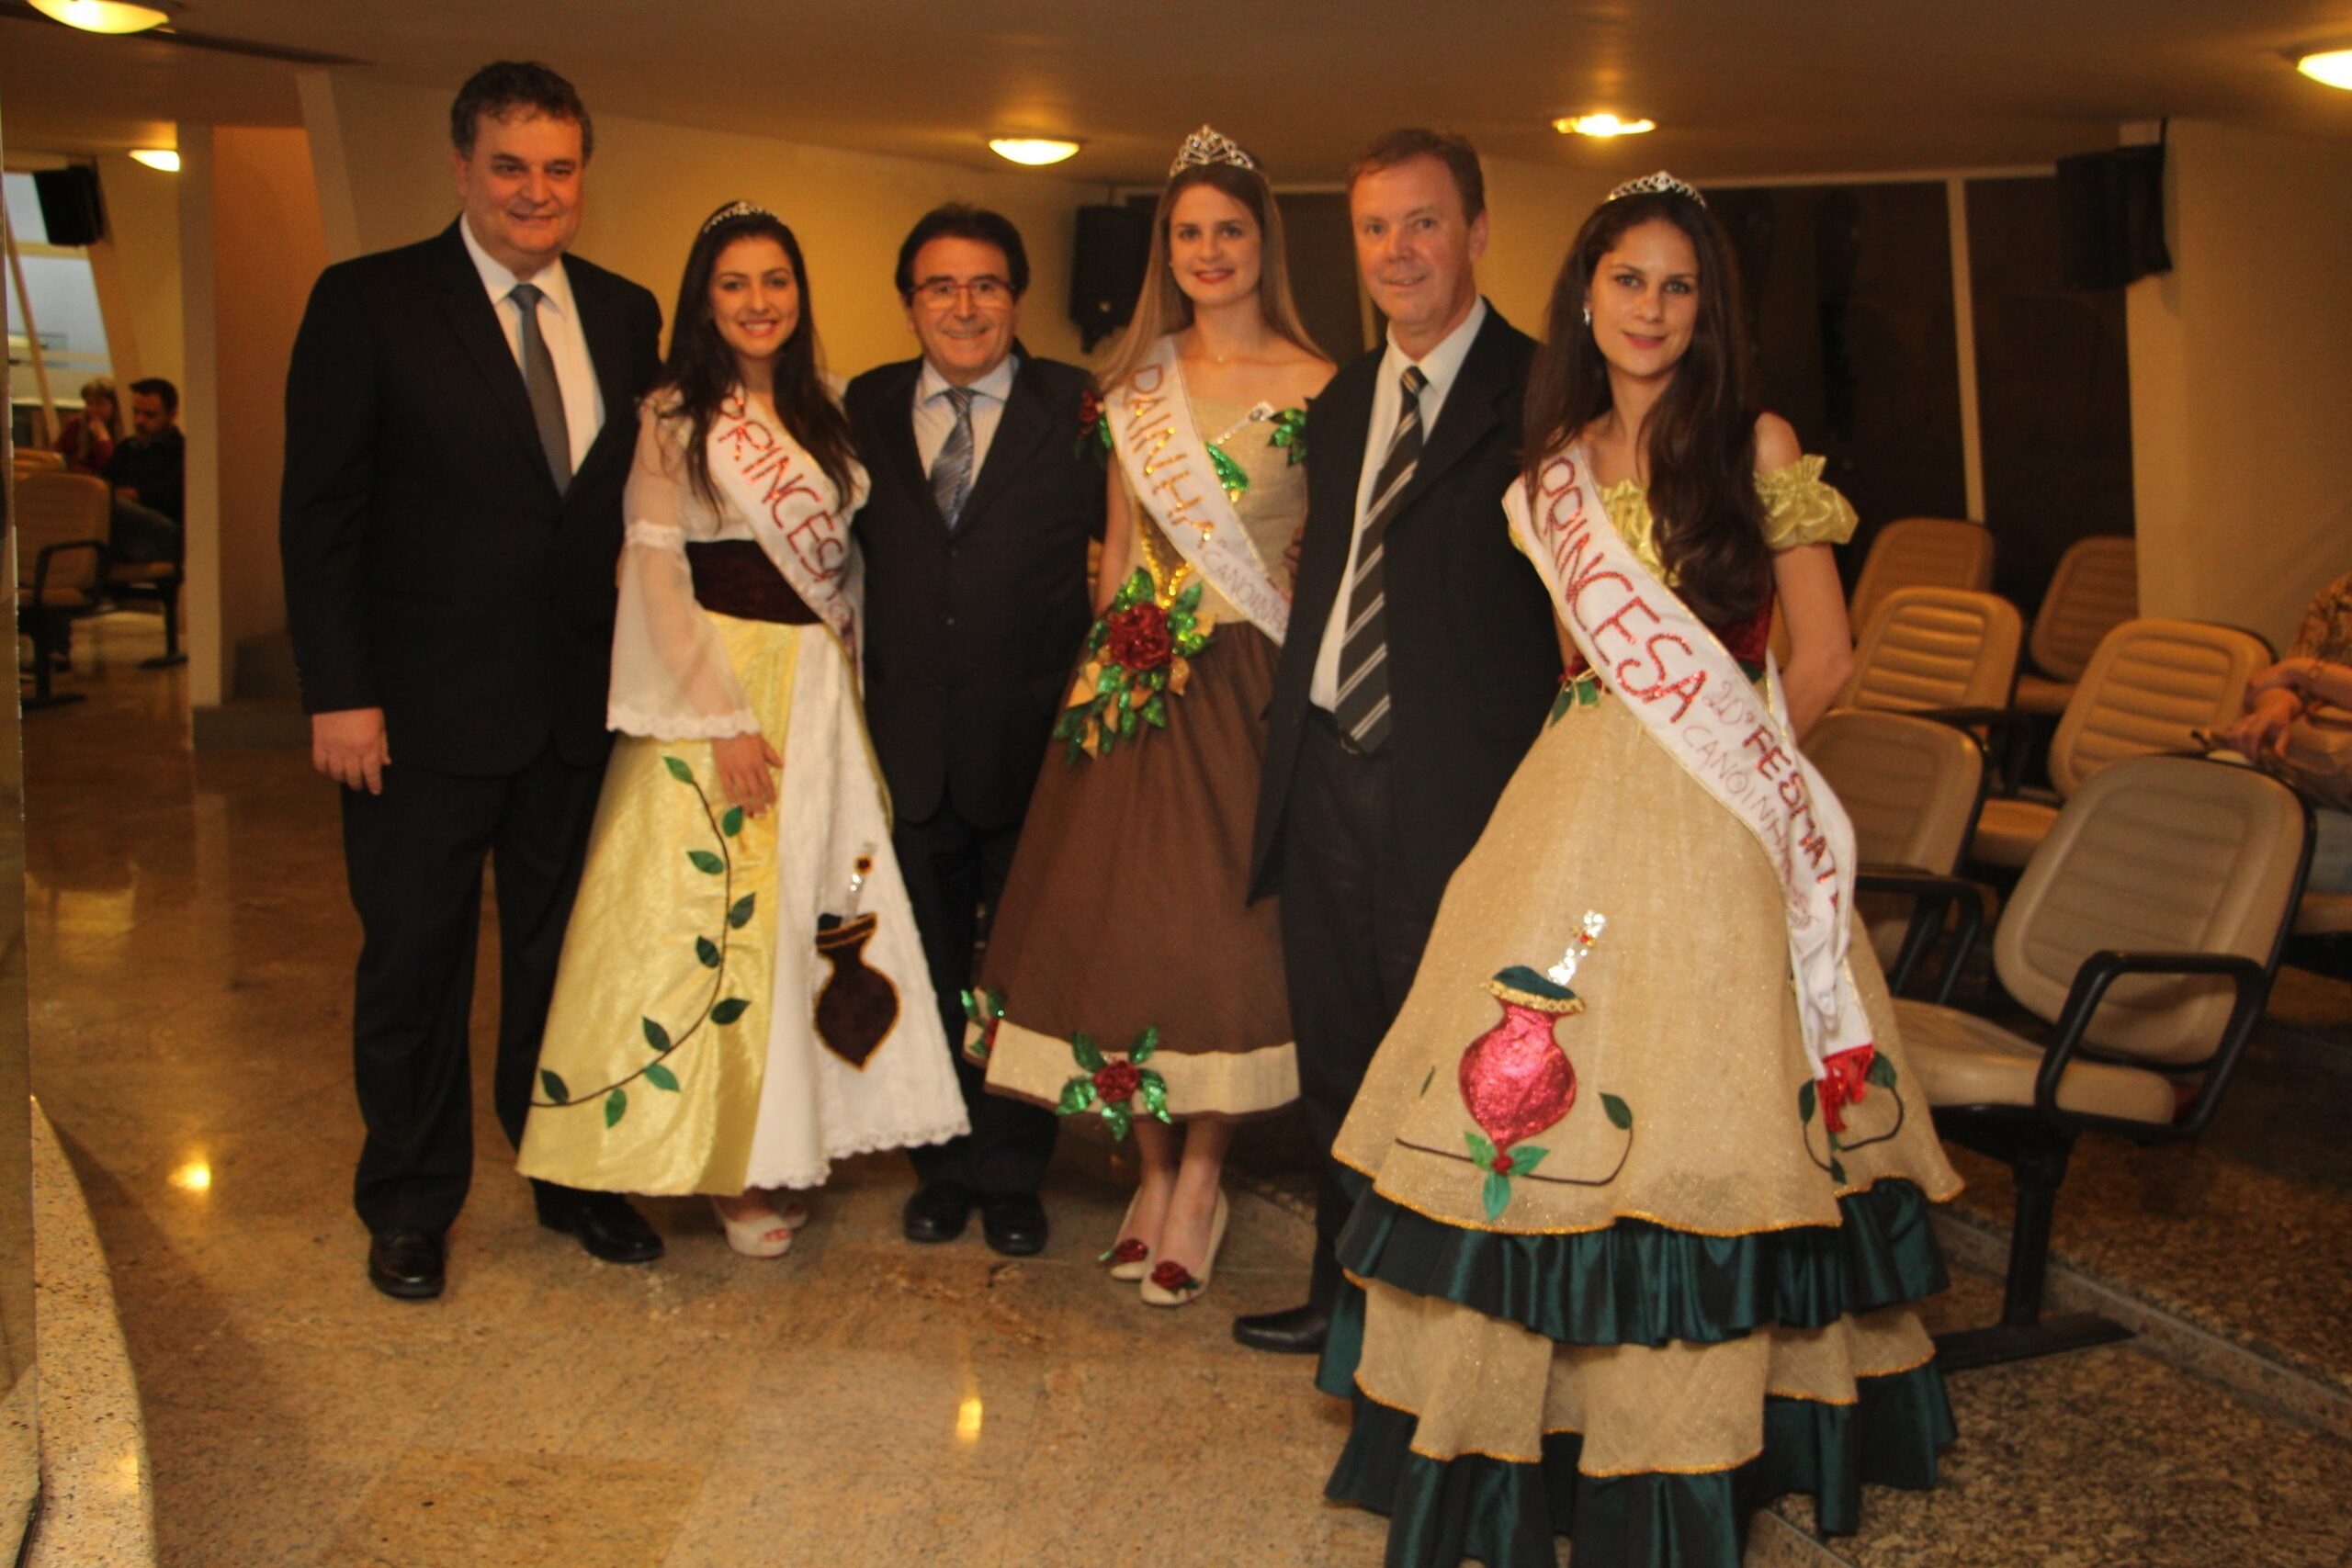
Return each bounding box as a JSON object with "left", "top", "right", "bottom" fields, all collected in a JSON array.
[{"left": 23, "top": 613, "right": 2352, "bottom": 1565}]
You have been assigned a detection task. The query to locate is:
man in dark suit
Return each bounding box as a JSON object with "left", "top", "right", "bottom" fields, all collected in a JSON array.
[
  {"left": 281, "top": 62, "right": 664, "bottom": 1301},
  {"left": 1238, "top": 130, "right": 1561, "bottom": 1353},
  {"left": 845, "top": 206, "right": 1102, "bottom": 1257}
]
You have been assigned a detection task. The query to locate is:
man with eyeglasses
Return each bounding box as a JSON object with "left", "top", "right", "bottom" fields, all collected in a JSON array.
[{"left": 846, "top": 204, "right": 1102, "bottom": 1258}]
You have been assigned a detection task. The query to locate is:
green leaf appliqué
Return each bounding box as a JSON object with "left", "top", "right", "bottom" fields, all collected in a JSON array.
[
  {"left": 1601, "top": 1093, "right": 1634, "bottom": 1130},
  {"left": 539, "top": 1068, "right": 570, "bottom": 1103},
  {"left": 687, "top": 850, "right": 725, "bottom": 875},
  {"left": 604, "top": 1089, "right": 628, "bottom": 1128},
  {"left": 710, "top": 998, "right": 752, "bottom": 1026},
  {"left": 645, "top": 1063, "right": 679, "bottom": 1093}
]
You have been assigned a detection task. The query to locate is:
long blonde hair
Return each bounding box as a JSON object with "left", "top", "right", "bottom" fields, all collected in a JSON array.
[{"left": 1096, "top": 159, "right": 1322, "bottom": 395}]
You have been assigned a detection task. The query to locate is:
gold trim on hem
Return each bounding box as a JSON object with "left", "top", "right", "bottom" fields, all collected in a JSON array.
[
  {"left": 1358, "top": 1163, "right": 1964, "bottom": 1239},
  {"left": 979, "top": 1018, "right": 1298, "bottom": 1118}
]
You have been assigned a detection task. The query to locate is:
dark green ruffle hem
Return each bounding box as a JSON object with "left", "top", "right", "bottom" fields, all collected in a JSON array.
[
  {"left": 1315, "top": 1179, "right": 1948, "bottom": 1398},
  {"left": 1327, "top": 1362, "right": 1956, "bottom": 1568}
]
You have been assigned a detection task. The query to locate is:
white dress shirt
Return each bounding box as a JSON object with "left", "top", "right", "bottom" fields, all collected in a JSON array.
[
  {"left": 911, "top": 354, "right": 1021, "bottom": 487},
  {"left": 1310, "top": 297, "right": 1489, "bottom": 710},
  {"left": 460, "top": 214, "right": 605, "bottom": 474}
]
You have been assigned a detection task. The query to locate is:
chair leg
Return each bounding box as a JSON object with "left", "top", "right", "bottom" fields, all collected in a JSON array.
[
  {"left": 140, "top": 584, "right": 187, "bottom": 669},
  {"left": 21, "top": 610, "right": 85, "bottom": 712},
  {"left": 1933, "top": 1128, "right": 2132, "bottom": 1370}
]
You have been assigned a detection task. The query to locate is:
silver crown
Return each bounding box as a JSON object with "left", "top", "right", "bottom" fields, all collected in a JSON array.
[
  {"left": 1170, "top": 125, "right": 1257, "bottom": 178},
  {"left": 700, "top": 200, "right": 775, "bottom": 235},
  {"left": 1606, "top": 171, "right": 1705, "bottom": 208}
]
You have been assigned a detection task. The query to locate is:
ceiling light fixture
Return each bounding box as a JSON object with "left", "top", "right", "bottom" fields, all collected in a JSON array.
[
  {"left": 129, "top": 148, "right": 181, "bottom": 172},
  {"left": 1554, "top": 114, "right": 1657, "bottom": 138},
  {"left": 988, "top": 137, "right": 1082, "bottom": 167},
  {"left": 27, "top": 0, "right": 176, "bottom": 34},
  {"left": 2295, "top": 48, "right": 2352, "bottom": 89}
]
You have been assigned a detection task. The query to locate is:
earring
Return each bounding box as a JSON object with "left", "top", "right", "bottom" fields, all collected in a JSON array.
[{"left": 1581, "top": 304, "right": 1592, "bottom": 327}]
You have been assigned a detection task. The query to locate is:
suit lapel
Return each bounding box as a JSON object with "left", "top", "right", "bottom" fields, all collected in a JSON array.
[
  {"left": 873, "top": 361, "right": 946, "bottom": 529},
  {"left": 1384, "top": 308, "right": 1510, "bottom": 527},
  {"left": 1289, "top": 354, "right": 1380, "bottom": 633},
  {"left": 953, "top": 355, "right": 1052, "bottom": 535},
  {"left": 572, "top": 263, "right": 638, "bottom": 484},
  {"left": 430, "top": 223, "right": 560, "bottom": 495}
]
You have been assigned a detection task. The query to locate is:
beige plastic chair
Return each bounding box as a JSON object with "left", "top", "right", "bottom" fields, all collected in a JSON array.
[
  {"left": 1883, "top": 754, "right": 2309, "bottom": 1368},
  {"left": 1849, "top": 517, "right": 1995, "bottom": 637},
  {"left": 1838, "top": 587, "right": 2022, "bottom": 715},
  {"left": 14, "top": 470, "right": 111, "bottom": 709},
  {"left": 1973, "top": 617, "right": 2271, "bottom": 869},
  {"left": 1807, "top": 710, "right": 1985, "bottom": 971},
  {"left": 2015, "top": 536, "right": 2138, "bottom": 716}
]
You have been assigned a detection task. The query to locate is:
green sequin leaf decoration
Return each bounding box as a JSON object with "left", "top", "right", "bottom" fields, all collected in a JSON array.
[
  {"left": 1269, "top": 406, "right": 1308, "bottom": 466},
  {"left": 1057, "top": 1077, "right": 1097, "bottom": 1115},
  {"left": 1207, "top": 442, "right": 1250, "bottom": 501},
  {"left": 1101, "top": 1101, "right": 1132, "bottom": 1141},
  {"left": 1481, "top": 1170, "right": 1511, "bottom": 1222},
  {"left": 1129, "top": 1025, "right": 1160, "bottom": 1065},
  {"left": 1071, "top": 1032, "right": 1107, "bottom": 1072}
]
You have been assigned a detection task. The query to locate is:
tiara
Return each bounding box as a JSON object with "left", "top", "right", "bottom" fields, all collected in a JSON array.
[
  {"left": 1170, "top": 125, "right": 1257, "bottom": 178},
  {"left": 700, "top": 200, "right": 774, "bottom": 235},
  {"left": 1606, "top": 171, "right": 1705, "bottom": 208}
]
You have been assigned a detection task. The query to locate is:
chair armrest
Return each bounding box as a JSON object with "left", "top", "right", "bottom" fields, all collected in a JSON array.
[
  {"left": 1855, "top": 867, "right": 1986, "bottom": 1001},
  {"left": 1909, "top": 705, "right": 2038, "bottom": 795},
  {"left": 2034, "top": 950, "right": 2270, "bottom": 1140},
  {"left": 30, "top": 539, "right": 108, "bottom": 605}
]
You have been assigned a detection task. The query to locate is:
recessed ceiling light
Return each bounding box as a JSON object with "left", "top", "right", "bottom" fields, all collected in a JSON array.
[
  {"left": 988, "top": 137, "right": 1082, "bottom": 167},
  {"left": 129, "top": 148, "right": 181, "bottom": 172},
  {"left": 1554, "top": 114, "right": 1657, "bottom": 138},
  {"left": 28, "top": 0, "right": 175, "bottom": 34},
  {"left": 2296, "top": 48, "right": 2352, "bottom": 89}
]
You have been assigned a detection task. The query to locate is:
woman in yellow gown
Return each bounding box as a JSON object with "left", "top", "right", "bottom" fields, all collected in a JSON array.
[{"left": 517, "top": 204, "right": 966, "bottom": 1255}]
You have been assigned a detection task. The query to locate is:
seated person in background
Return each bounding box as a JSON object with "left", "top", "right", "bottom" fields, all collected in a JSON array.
[
  {"left": 2228, "top": 568, "right": 2352, "bottom": 893},
  {"left": 52, "top": 377, "right": 119, "bottom": 477},
  {"left": 102, "top": 377, "right": 186, "bottom": 565}
]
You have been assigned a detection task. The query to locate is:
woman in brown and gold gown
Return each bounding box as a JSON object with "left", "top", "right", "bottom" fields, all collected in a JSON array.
[{"left": 970, "top": 128, "right": 1331, "bottom": 1305}]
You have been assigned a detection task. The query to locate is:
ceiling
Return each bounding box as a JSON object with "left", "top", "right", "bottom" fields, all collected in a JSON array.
[{"left": 3, "top": 0, "right": 2350, "bottom": 182}]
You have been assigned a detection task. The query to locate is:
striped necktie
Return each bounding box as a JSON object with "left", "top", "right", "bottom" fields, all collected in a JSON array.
[
  {"left": 929, "top": 387, "right": 976, "bottom": 528},
  {"left": 508, "top": 282, "right": 572, "bottom": 490},
  {"left": 1331, "top": 365, "right": 1429, "bottom": 750}
]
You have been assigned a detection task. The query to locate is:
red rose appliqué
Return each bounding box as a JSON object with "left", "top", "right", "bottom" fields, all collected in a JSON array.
[
  {"left": 1818, "top": 1045, "right": 1876, "bottom": 1134},
  {"left": 1092, "top": 1060, "right": 1143, "bottom": 1104},
  {"left": 1102, "top": 605, "right": 1173, "bottom": 673}
]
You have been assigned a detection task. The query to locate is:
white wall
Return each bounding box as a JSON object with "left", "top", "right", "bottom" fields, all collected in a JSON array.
[
  {"left": 2127, "top": 118, "right": 2352, "bottom": 651},
  {"left": 304, "top": 73, "right": 1090, "bottom": 378}
]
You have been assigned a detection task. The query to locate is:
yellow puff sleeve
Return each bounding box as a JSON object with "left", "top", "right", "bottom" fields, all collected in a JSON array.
[{"left": 1756, "top": 456, "right": 1859, "bottom": 552}]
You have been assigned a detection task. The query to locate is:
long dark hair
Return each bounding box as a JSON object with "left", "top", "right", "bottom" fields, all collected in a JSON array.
[
  {"left": 1522, "top": 189, "right": 1770, "bottom": 626},
  {"left": 661, "top": 205, "right": 857, "bottom": 510}
]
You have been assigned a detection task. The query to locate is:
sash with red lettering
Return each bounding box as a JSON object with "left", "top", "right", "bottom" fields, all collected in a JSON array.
[
  {"left": 1107, "top": 339, "right": 1290, "bottom": 642},
  {"left": 1503, "top": 446, "right": 1873, "bottom": 1090},
  {"left": 707, "top": 392, "right": 868, "bottom": 671}
]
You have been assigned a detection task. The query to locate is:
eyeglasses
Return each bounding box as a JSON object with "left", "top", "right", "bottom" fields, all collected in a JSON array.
[{"left": 912, "top": 276, "right": 1013, "bottom": 310}]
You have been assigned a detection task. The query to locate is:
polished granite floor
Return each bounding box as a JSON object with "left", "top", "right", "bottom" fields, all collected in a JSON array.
[{"left": 23, "top": 613, "right": 2352, "bottom": 1566}]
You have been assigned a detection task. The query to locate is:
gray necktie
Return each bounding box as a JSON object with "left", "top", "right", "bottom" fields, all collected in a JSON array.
[
  {"left": 509, "top": 282, "right": 572, "bottom": 491},
  {"left": 1331, "top": 365, "right": 1429, "bottom": 751},
  {"left": 929, "top": 387, "right": 975, "bottom": 528}
]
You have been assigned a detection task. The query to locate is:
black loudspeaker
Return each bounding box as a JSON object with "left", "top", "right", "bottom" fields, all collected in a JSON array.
[
  {"left": 2055, "top": 143, "right": 2170, "bottom": 290},
  {"left": 1069, "top": 204, "right": 1150, "bottom": 352},
  {"left": 32, "top": 165, "right": 106, "bottom": 247}
]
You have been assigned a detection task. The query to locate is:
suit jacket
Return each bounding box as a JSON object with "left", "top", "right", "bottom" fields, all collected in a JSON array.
[
  {"left": 280, "top": 221, "right": 663, "bottom": 775},
  {"left": 846, "top": 352, "right": 1102, "bottom": 828},
  {"left": 1250, "top": 303, "right": 1560, "bottom": 910}
]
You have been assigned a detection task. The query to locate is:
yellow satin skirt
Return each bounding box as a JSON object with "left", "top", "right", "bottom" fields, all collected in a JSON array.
[{"left": 517, "top": 614, "right": 966, "bottom": 1197}]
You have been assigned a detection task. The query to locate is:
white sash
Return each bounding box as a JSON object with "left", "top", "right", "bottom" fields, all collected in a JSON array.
[
  {"left": 1503, "top": 446, "right": 1871, "bottom": 1081},
  {"left": 707, "top": 393, "right": 865, "bottom": 671},
  {"left": 1107, "top": 340, "right": 1290, "bottom": 642}
]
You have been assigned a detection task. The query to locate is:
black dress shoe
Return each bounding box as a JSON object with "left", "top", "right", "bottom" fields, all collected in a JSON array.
[
  {"left": 902, "top": 1180, "right": 975, "bottom": 1244},
  {"left": 368, "top": 1227, "right": 446, "bottom": 1301},
  {"left": 1233, "top": 1302, "right": 1329, "bottom": 1354},
  {"left": 978, "top": 1190, "right": 1047, "bottom": 1257},
  {"left": 536, "top": 1190, "right": 663, "bottom": 1264}
]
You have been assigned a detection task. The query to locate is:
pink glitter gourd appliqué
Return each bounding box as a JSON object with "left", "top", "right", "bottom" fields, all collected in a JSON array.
[{"left": 1460, "top": 999, "right": 1577, "bottom": 1152}]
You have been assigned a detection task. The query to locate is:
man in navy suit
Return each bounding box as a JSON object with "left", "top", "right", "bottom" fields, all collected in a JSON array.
[
  {"left": 845, "top": 207, "right": 1102, "bottom": 1257},
  {"left": 282, "top": 62, "right": 664, "bottom": 1300}
]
